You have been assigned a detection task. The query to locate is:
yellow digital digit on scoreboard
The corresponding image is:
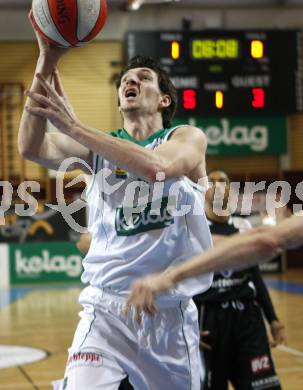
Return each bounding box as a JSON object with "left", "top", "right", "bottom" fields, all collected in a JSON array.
[
  {"left": 171, "top": 41, "right": 180, "bottom": 60},
  {"left": 215, "top": 90, "right": 224, "bottom": 109},
  {"left": 216, "top": 40, "right": 226, "bottom": 58},
  {"left": 226, "top": 40, "right": 239, "bottom": 58},
  {"left": 192, "top": 40, "right": 212, "bottom": 59},
  {"left": 251, "top": 40, "right": 264, "bottom": 59},
  {"left": 191, "top": 39, "right": 239, "bottom": 59}
]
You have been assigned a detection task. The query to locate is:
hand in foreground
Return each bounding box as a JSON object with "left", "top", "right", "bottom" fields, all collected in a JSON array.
[
  {"left": 25, "top": 72, "right": 81, "bottom": 134},
  {"left": 29, "top": 9, "right": 69, "bottom": 62},
  {"left": 276, "top": 214, "right": 303, "bottom": 250},
  {"left": 200, "top": 330, "right": 212, "bottom": 350},
  {"left": 124, "top": 271, "right": 175, "bottom": 324},
  {"left": 269, "top": 320, "right": 287, "bottom": 348}
]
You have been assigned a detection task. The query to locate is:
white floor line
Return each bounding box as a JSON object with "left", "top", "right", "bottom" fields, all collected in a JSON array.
[{"left": 277, "top": 345, "right": 303, "bottom": 358}]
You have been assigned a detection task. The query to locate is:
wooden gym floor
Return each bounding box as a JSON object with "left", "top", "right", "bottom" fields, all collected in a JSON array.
[{"left": 0, "top": 271, "right": 303, "bottom": 390}]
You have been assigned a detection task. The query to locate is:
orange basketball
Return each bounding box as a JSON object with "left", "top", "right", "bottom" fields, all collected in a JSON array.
[{"left": 31, "top": 0, "right": 107, "bottom": 48}]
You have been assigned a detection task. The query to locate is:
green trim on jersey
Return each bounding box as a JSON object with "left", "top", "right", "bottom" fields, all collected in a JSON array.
[
  {"left": 110, "top": 127, "right": 177, "bottom": 146},
  {"left": 86, "top": 154, "right": 99, "bottom": 197}
]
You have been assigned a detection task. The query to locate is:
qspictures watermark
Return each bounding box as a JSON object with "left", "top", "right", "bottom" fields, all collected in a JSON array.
[{"left": 0, "top": 157, "right": 302, "bottom": 233}]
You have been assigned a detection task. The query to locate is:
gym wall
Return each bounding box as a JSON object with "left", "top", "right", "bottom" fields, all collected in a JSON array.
[
  {"left": 0, "top": 41, "right": 122, "bottom": 180},
  {"left": 0, "top": 5, "right": 303, "bottom": 180}
]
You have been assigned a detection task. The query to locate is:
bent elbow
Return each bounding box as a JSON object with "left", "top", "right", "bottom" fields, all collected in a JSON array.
[
  {"left": 18, "top": 141, "right": 42, "bottom": 163},
  {"left": 18, "top": 143, "right": 34, "bottom": 161},
  {"left": 18, "top": 142, "right": 29, "bottom": 159}
]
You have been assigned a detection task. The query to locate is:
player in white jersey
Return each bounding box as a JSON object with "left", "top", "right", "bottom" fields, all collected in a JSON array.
[{"left": 19, "top": 17, "right": 213, "bottom": 390}]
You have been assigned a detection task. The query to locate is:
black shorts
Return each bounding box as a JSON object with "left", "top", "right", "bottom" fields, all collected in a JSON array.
[{"left": 198, "top": 300, "right": 281, "bottom": 390}]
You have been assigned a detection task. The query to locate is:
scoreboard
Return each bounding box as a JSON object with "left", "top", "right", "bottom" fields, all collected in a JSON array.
[{"left": 125, "top": 30, "right": 303, "bottom": 117}]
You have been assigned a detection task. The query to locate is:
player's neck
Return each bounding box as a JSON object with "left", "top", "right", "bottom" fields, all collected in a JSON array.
[
  {"left": 206, "top": 205, "right": 230, "bottom": 224},
  {"left": 123, "top": 114, "right": 164, "bottom": 141}
]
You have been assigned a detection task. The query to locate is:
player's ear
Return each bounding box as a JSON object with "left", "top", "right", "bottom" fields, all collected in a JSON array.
[{"left": 160, "top": 94, "right": 171, "bottom": 108}]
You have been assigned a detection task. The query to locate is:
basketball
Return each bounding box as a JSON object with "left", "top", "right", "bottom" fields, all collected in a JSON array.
[{"left": 31, "top": 0, "right": 107, "bottom": 48}]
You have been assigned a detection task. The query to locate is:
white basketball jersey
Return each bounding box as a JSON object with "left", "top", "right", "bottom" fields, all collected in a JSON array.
[{"left": 82, "top": 126, "right": 213, "bottom": 302}]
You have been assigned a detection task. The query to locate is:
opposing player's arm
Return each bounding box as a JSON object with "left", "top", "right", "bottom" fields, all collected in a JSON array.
[
  {"left": 250, "top": 267, "right": 287, "bottom": 346},
  {"left": 251, "top": 266, "right": 278, "bottom": 323},
  {"left": 125, "top": 215, "right": 303, "bottom": 319},
  {"left": 211, "top": 234, "right": 230, "bottom": 245},
  {"left": 174, "top": 215, "right": 303, "bottom": 283}
]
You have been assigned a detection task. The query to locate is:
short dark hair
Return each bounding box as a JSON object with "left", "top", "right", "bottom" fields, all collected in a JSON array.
[
  {"left": 116, "top": 56, "right": 177, "bottom": 128},
  {"left": 208, "top": 169, "right": 231, "bottom": 183}
]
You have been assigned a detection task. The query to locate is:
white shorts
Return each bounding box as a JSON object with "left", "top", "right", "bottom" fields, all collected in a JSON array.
[{"left": 54, "top": 285, "right": 202, "bottom": 390}]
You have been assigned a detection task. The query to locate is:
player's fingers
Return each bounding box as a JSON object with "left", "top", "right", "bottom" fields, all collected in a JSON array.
[
  {"left": 135, "top": 306, "right": 142, "bottom": 324},
  {"left": 36, "top": 74, "right": 74, "bottom": 119},
  {"left": 144, "top": 294, "right": 157, "bottom": 316},
  {"left": 25, "top": 90, "right": 59, "bottom": 111},
  {"left": 145, "top": 303, "right": 157, "bottom": 316},
  {"left": 25, "top": 106, "right": 68, "bottom": 130},
  {"left": 123, "top": 302, "right": 131, "bottom": 319},
  {"left": 200, "top": 341, "right": 212, "bottom": 350},
  {"left": 25, "top": 105, "right": 52, "bottom": 118},
  {"left": 149, "top": 301, "right": 158, "bottom": 315},
  {"left": 36, "top": 73, "right": 61, "bottom": 102},
  {"left": 270, "top": 340, "right": 277, "bottom": 348}
]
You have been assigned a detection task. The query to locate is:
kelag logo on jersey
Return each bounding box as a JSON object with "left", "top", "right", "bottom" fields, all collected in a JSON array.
[{"left": 115, "top": 197, "right": 174, "bottom": 236}]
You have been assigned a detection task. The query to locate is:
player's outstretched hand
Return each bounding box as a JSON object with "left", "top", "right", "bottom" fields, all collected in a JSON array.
[
  {"left": 276, "top": 213, "right": 303, "bottom": 250},
  {"left": 124, "top": 272, "right": 175, "bottom": 324},
  {"left": 270, "top": 321, "right": 287, "bottom": 348},
  {"left": 28, "top": 10, "right": 69, "bottom": 63},
  {"left": 25, "top": 73, "right": 81, "bottom": 135},
  {"left": 200, "top": 330, "right": 212, "bottom": 350}
]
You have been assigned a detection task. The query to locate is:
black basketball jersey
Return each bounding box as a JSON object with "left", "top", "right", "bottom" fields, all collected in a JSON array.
[{"left": 194, "top": 217, "right": 258, "bottom": 303}]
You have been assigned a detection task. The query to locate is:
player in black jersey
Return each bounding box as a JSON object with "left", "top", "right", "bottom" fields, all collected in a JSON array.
[
  {"left": 126, "top": 172, "right": 303, "bottom": 388},
  {"left": 194, "top": 170, "right": 285, "bottom": 390}
]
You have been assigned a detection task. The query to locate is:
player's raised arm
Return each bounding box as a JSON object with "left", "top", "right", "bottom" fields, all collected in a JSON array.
[
  {"left": 126, "top": 215, "right": 303, "bottom": 319},
  {"left": 18, "top": 12, "right": 92, "bottom": 172},
  {"left": 24, "top": 59, "right": 206, "bottom": 183},
  {"left": 151, "top": 125, "right": 207, "bottom": 181}
]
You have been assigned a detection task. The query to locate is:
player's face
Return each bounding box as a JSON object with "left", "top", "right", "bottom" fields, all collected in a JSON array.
[
  {"left": 118, "top": 67, "right": 164, "bottom": 116},
  {"left": 206, "top": 171, "right": 231, "bottom": 207}
]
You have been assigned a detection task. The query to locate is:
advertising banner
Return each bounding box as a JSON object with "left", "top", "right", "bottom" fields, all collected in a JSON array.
[
  {"left": 174, "top": 116, "right": 288, "bottom": 155},
  {"left": 9, "top": 242, "right": 83, "bottom": 284},
  {"left": 0, "top": 203, "right": 86, "bottom": 243}
]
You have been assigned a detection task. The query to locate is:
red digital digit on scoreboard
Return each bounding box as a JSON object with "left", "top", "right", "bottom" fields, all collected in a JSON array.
[
  {"left": 183, "top": 89, "right": 197, "bottom": 110},
  {"left": 252, "top": 88, "right": 265, "bottom": 108}
]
